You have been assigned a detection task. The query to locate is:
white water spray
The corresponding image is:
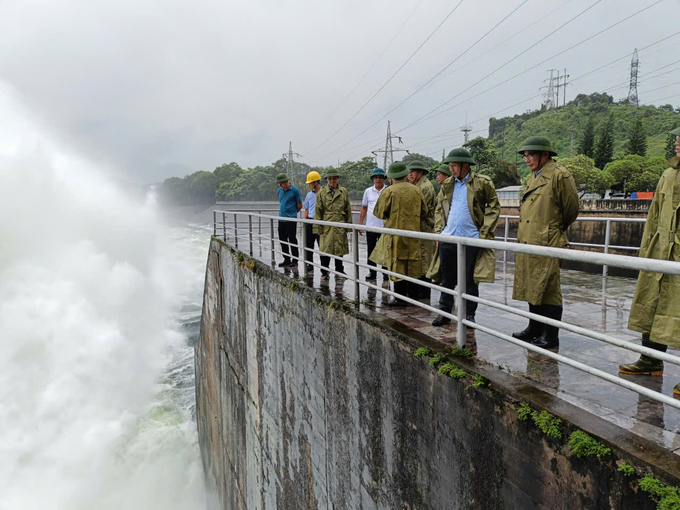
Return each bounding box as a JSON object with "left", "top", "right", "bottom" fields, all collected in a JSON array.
[{"left": 0, "top": 83, "right": 205, "bottom": 509}]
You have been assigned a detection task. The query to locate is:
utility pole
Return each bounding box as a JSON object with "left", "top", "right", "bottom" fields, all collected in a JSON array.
[
  {"left": 282, "top": 141, "right": 303, "bottom": 181},
  {"left": 372, "top": 120, "right": 408, "bottom": 170},
  {"left": 555, "top": 70, "right": 560, "bottom": 108},
  {"left": 442, "top": 148, "right": 446, "bottom": 161},
  {"left": 460, "top": 113, "right": 472, "bottom": 143},
  {"left": 562, "top": 68, "right": 569, "bottom": 107},
  {"left": 628, "top": 48, "right": 640, "bottom": 106}
]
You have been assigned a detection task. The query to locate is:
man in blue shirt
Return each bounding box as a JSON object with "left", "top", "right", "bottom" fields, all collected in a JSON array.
[
  {"left": 301, "top": 171, "right": 329, "bottom": 276},
  {"left": 276, "top": 173, "right": 302, "bottom": 267},
  {"left": 431, "top": 148, "right": 500, "bottom": 326}
]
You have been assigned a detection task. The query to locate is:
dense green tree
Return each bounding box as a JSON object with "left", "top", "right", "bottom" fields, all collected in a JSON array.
[
  {"left": 577, "top": 117, "right": 595, "bottom": 158},
  {"left": 402, "top": 152, "right": 438, "bottom": 169},
  {"left": 189, "top": 171, "right": 219, "bottom": 204},
  {"left": 464, "top": 137, "right": 498, "bottom": 167},
  {"left": 558, "top": 155, "right": 614, "bottom": 198},
  {"left": 626, "top": 119, "right": 647, "bottom": 156},
  {"left": 594, "top": 114, "right": 615, "bottom": 170},
  {"left": 159, "top": 177, "right": 191, "bottom": 205},
  {"left": 625, "top": 171, "right": 661, "bottom": 193},
  {"left": 666, "top": 133, "right": 677, "bottom": 159}
]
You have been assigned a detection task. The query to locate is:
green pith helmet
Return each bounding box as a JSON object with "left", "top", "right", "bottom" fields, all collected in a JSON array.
[
  {"left": 371, "top": 168, "right": 386, "bottom": 179},
  {"left": 517, "top": 136, "right": 557, "bottom": 156},
  {"left": 437, "top": 164, "right": 452, "bottom": 176},
  {"left": 276, "top": 173, "right": 289, "bottom": 183},
  {"left": 323, "top": 169, "right": 341, "bottom": 178},
  {"left": 407, "top": 160, "right": 429, "bottom": 174},
  {"left": 670, "top": 127, "right": 680, "bottom": 136},
  {"left": 442, "top": 148, "right": 476, "bottom": 165},
  {"left": 387, "top": 161, "right": 409, "bottom": 179}
]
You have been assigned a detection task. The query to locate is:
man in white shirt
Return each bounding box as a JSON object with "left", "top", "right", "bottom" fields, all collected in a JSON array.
[{"left": 359, "top": 168, "right": 386, "bottom": 280}]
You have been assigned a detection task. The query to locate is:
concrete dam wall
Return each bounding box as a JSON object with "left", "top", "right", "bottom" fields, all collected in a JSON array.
[{"left": 196, "top": 238, "right": 679, "bottom": 510}]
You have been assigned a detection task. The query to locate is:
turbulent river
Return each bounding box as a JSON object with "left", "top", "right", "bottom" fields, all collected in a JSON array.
[{"left": 0, "top": 84, "right": 208, "bottom": 509}]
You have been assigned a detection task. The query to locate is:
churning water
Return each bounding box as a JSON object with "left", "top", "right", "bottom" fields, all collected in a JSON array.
[{"left": 0, "top": 84, "right": 207, "bottom": 509}]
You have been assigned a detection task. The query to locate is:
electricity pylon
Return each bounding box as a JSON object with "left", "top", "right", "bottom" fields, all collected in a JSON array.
[
  {"left": 282, "top": 142, "right": 303, "bottom": 181},
  {"left": 372, "top": 121, "right": 408, "bottom": 170},
  {"left": 628, "top": 49, "right": 640, "bottom": 106}
]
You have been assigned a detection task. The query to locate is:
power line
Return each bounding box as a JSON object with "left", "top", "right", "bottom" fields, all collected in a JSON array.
[
  {"left": 398, "top": 0, "right": 665, "bottom": 135},
  {"left": 396, "top": 0, "right": 606, "bottom": 133},
  {"left": 426, "top": 0, "right": 575, "bottom": 90},
  {"left": 310, "top": 0, "right": 529, "bottom": 162},
  {"left": 306, "top": 0, "right": 424, "bottom": 136},
  {"left": 304, "top": 0, "right": 465, "bottom": 156}
]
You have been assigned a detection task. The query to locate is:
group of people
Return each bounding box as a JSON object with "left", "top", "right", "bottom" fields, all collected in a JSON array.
[{"left": 275, "top": 127, "right": 680, "bottom": 396}]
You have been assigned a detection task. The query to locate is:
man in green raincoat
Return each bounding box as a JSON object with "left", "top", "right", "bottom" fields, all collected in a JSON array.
[
  {"left": 620, "top": 127, "right": 680, "bottom": 396},
  {"left": 429, "top": 148, "right": 500, "bottom": 326},
  {"left": 370, "top": 161, "right": 432, "bottom": 307},
  {"left": 313, "top": 169, "right": 352, "bottom": 279},
  {"left": 511, "top": 137, "right": 579, "bottom": 349},
  {"left": 434, "top": 164, "right": 452, "bottom": 186},
  {"left": 408, "top": 160, "right": 437, "bottom": 301}
]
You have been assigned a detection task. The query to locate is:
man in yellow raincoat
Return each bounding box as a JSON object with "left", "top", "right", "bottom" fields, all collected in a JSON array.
[
  {"left": 511, "top": 137, "right": 579, "bottom": 349},
  {"left": 370, "top": 161, "right": 431, "bottom": 307},
  {"left": 313, "top": 169, "right": 352, "bottom": 280},
  {"left": 620, "top": 126, "right": 680, "bottom": 396},
  {"left": 429, "top": 148, "right": 500, "bottom": 326},
  {"left": 407, "top": 160, "right": 437, "bottom": 301}
]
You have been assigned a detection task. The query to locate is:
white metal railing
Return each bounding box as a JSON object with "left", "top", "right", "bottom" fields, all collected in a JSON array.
[
  {"left": 212, "top": 210, "right": 680, "bottom": 411},
  {"left": 216, "top": 209, "right": 645, "bottom": 276}
]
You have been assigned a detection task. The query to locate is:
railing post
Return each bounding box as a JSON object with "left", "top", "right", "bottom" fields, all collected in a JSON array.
[
  {"left": 352, "top": 227, "right": 360, "bottom": 303},
  {"left": 269, "top": 218, "right": 275, "bottom": 265},
  {"left": 258, "top": 212, "right": 262, "bottom": 257},
  {"left": 457, "top": 241, "right": 467, "bottom": 347},
  {"left": 213, "top": 210, "right": 217, "bottom": 237},
  {"left": 233, "top": 213, "right": 238, "bottom": 249},
  {"left": 603, "top": 219, "right": 611, "bottom": 277},
  {"left": 301, "top": 219, "right": 308, "bottom": 278},
  {"left": 503, "top": 217, "right": 510, "bottom": 264},
  {"left": 248, "top": 215, "right": 253, "bottom": 256},
  {"left": 222, "top": 212, "right": 227, "bottom": 242}
]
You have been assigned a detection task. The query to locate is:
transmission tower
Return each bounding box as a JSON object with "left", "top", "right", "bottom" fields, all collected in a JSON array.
[
  {"left": 628, "top": 48, "right": 640, "bottom": 106},
  {"left": 372, "top": 121, "right": 408, "bottom": 170},
  {"left": 460, "top": 113, "right": 472, "bottom": 143},
  {"left": 282, "top": 141, "right": 303, "bottom": 181},
  {"left": 541, "top": 69, "right": 557, "bottom": 110}
]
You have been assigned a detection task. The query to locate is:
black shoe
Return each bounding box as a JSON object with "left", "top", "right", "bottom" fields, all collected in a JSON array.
[
  {"left": 532, "top": 331, "right": 559, "bottom": 349},
  {"left": 387, "top": 297, "right": 407, "bottom": 307},
  {"left": 465, "top": 314, "right": 476, "bottom": 323},
  {"left": 432, "top": 315, "right": 451, "bottom": 327},
  {"left": 512, "top": 325, "right": 541, "bottom": 341},
  {"left": 279, "top": 260, "right": 291, "bottom": 267}
]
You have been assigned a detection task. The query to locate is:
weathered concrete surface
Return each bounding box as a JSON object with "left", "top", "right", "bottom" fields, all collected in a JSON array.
[{"left": 196, "top": 238, "right": 679, "bottom": 510}]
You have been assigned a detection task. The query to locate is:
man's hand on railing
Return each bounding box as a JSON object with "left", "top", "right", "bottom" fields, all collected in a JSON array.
[{"left": 358, "top": 230, "right": 364, "bottom": 236}]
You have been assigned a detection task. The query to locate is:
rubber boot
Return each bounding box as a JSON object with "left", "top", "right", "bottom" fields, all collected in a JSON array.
[
  {"left": 532, "top": 305, "right": 562, "bottom": 349},
  {"left": 512, "top": 304, "right": 544, "bottom": 341},
  {"left": 618, "top": 335, "right": 666, "bottom": 376},
  {"left": 674, "top": 383, "right": 680, "bottom": 397}
]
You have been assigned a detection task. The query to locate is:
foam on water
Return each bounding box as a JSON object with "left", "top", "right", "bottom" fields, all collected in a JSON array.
[{"left": 0, "top": 83, "right": 206, "bottom": 509}]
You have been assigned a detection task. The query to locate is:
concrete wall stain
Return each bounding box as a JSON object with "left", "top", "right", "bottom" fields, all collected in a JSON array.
[{"left": 197, "top": 239, "right": 678, "bottom": 510}]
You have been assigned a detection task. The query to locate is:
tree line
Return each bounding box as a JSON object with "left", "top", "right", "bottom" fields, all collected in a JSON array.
[{"left": 159, "top": 92, "right": 678, "bottom": 205}]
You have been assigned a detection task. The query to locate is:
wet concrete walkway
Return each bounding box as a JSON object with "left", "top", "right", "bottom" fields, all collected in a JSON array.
[{"left": 235, "top": 231, "right": 680, "bottom": 457}]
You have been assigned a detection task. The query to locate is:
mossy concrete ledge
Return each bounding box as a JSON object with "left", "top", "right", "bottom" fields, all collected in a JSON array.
[{"left": 196, "top": 238, "right": 680, "bottom": 510}]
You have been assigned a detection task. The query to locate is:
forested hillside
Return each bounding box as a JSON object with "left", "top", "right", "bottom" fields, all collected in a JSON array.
[
  {"left": 158, "top": 93, "right": 680, "bottom": 205},
  {"left": 489, "top": 92, "right": 679, "bottom": 160}
]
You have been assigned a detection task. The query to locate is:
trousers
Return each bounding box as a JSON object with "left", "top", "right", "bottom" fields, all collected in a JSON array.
[{"left": 438, "top": 243, "right": 479, "bottom": 315}]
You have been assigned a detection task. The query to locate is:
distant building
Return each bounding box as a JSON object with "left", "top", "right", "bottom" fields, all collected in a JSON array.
[{"left": 497, "top": 185, "right": 521, "bottom": 207}]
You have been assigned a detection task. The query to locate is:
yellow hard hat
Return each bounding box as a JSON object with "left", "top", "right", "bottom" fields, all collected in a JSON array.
[{"left": 305, "top": 171, "right": 321, "bottom": 184}]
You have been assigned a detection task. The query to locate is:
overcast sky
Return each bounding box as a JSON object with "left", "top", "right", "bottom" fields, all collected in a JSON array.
[{"left": 1, "top": 0, "right": 679, "bottom": 183}]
